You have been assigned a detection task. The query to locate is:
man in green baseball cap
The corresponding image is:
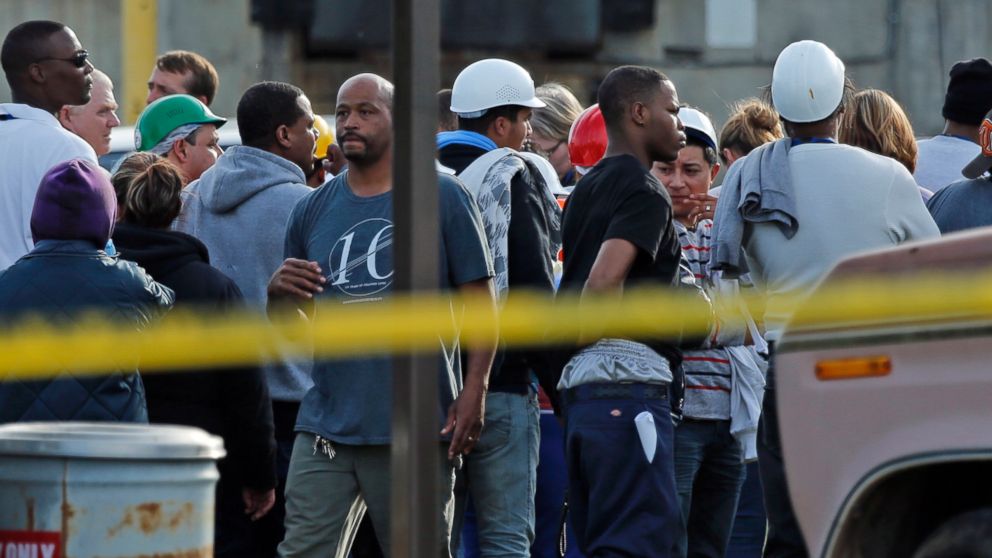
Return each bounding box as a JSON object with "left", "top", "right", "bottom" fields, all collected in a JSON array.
[{"left": 135, "top": 93, "right": 226, "bottom": 182}]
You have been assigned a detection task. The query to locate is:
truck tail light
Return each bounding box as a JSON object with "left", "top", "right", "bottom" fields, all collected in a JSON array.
[{"left": 815, "top": 356, "right": 892, "bottom": 381}]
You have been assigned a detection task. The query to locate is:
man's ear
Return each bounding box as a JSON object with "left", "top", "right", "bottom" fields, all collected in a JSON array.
[
  {"left": 27, "top": 64, "right": 45, "bottom": 85},
  {"left": 710, "top": 161, "right": 721, "bottom": 181},
  {"left": 57, "top": 106, "right": 74, "bottom": 129},
  {"left": 196, "top": 95, "right": 210, "bottom": 106},
  {"left": 630, "top": 102, "right": 648, "bottom": 127},
  {"left": 489, "top": 117, "right": 508, "bottom": 140},
  {"left": 172, "top": 138, "right": 190, "bottom": 163},
  {"left": 275, "top": 124, "right": 293, "bottom": 149}
]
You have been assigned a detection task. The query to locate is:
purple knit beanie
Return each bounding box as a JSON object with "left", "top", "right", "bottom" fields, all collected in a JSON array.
[{"left": 30, "top": 159, "right": 117, "bottom": 248}]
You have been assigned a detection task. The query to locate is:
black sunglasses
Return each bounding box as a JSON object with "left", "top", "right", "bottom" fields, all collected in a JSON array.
[{"left": 34, "top": 50, "right": 90, "bottom": 68}]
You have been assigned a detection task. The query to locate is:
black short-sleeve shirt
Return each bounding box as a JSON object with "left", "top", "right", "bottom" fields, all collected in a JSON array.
[
  {"left": 560, "top": 154, "right": 681, "bottom": 291},
  {"left": 557, "top": 154, "right": 683, "bottom": 366}
]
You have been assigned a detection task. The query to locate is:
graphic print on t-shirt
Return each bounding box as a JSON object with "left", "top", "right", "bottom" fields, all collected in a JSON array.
[{"left": 328, "top": 217, "right": 394, "bottom": 299}]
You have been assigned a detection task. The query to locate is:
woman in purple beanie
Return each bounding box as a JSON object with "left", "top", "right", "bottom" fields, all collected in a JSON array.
[{"left": 0, "top": 158, "right": 174, "bottom": 423}]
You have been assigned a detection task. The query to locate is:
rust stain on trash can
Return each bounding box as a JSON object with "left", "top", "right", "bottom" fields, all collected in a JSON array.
[
  {"left": 25, "top": 496, "right": 35, "bottom": 531},
  {"left": 61, "top": 464, "right": 75, "bottom": 549},
  {"left": 136, "top": 502, "right": 163, "bottom": 534},
  {"left": 106, "top": 509, "right": 135, "bottom": 539},
  {"left": 167, "top": 502, "right": 194, "bottom": 531},
  {"left": 107, "top": 501, "right": 196, "bottom": 539}
]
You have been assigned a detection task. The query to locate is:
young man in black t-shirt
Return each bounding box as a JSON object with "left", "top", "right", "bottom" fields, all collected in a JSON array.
[{"left": 556, "top": 65, "right": 687, "bottom": 557}]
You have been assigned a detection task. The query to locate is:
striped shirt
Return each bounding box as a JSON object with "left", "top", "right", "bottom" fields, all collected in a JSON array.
[{"left": 678, "top": 220, "right": 749, "bottom": 420}]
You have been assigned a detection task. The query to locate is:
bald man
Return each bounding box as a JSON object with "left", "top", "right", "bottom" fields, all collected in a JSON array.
[
  {"left": 272, "top": 73, "right": 496, "bottom": 558},
  {"left": 1, "top": 20, "right": 98, "bottom": 270},
  {"left": 58, "top": 69, "right": 121, "bottom": 156}
]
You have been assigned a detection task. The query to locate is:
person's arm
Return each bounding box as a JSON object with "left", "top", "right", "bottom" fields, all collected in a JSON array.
[
  {"left": 507, "top": 171, "right": 556, "bottom": 291},
  {"left": 441, "top": 277, "right": 498, "bottom": 459},
  {"left": 576, "top": 238, "right": 639, "bottom": 344},
  {"left": 437, "top": 176, "right": 498, "bottom": 459},
  {"left": 266, "top": 258, "right": 323, "bottom": 320},
  {"left": 266, "top": 199, "right": 324, "bottom": 320},
  {"left": 583, "top": 238, "right": 639, "bottom": 294}
]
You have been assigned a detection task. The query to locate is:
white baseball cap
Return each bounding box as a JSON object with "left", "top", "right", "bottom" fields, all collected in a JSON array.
[
  {"left": 679, "top": 107, "right": 718, "bottom": 150},
  {"left": 450, "top": 59, "right": 546, "bottom": 117},
  {"left": 771, "top": 40, "right": 846, "bottom": 123}
]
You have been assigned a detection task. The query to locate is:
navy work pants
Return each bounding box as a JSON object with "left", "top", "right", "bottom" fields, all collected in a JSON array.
[{"left": 564, "top": 384, "right": 678, "bottom": 557}]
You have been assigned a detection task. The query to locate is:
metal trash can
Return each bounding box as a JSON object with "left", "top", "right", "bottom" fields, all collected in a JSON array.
[{"left": 0, "top": 422, "right": 225, "bottom": 558}]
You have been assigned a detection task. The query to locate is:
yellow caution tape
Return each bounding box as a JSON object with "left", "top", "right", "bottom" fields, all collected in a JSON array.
[{"left": 1, "top": 270, "right": 991, "bottom": 381}]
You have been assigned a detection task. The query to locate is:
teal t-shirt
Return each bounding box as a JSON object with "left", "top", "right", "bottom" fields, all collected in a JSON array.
[{"left": 288, "top": 171, "right": 493, "bottom": 444}]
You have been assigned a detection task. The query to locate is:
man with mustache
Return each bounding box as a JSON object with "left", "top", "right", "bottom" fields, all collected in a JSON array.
[
  {"left": 175, "top": 80, "right": 316, "bottom": 558},
  {"left": 271, "top": 73, "right": 496, "bottom": 557},
  {"left": 0, "top": 20, "right": 98, "bottom": 270}
]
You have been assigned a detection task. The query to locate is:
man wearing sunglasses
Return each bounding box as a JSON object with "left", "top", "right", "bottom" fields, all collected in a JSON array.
[{"left": 0, "top": 20, "right": 98, "bottom": 271}]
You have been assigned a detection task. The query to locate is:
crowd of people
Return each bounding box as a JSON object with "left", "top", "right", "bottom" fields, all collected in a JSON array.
[{"left": 1, "top": 17, "right": 991, "bottom": 558}]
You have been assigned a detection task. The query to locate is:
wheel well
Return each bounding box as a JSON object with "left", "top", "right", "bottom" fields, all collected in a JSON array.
[{"left": 829, "top": 460, "right": 992, "bottom": 558}]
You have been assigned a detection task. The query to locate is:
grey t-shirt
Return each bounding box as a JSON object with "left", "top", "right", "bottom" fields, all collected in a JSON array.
[
  {"left": 926, "top": 175, "right": 992, "bottom": 233},
  {"left": 289, "top": 171, "right": 493, "bottom": 444},
  {"left": 914, "top": 135, "right": 980, "bottom": 192}
]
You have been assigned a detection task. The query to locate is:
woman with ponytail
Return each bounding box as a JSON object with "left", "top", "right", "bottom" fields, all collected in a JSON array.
[{"left": 112, "top": 158, "right": 278, "bottom": 558}]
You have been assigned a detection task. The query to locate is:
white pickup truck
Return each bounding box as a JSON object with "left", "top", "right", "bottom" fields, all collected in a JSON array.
[{"left": 776, "top": 228, "right": 992, "bottom": 557}]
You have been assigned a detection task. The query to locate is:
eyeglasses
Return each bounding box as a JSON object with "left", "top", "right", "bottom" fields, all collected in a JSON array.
[
  {"left": 526, "top": 139, "right": 565, "bottom": 160},
  {"left": 34, "top": 50, "right": 90, "bottom": 68}
]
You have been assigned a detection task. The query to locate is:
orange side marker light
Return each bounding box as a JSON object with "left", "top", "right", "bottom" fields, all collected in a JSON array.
[{"left": 815, "top": 356, "right": 892, "bottom": 381}]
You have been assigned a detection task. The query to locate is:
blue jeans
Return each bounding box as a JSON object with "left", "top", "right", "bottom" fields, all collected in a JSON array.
[
  {"left": 726, "top": 462, "right": 766, "bottom": 558},
  {"left": 456, "top": 391, "right": 540, "bottom": 557},
  {"left": 673, "top": 419, "right": 746, "bottom": 558},
  {"left": 758, "top": 357, "right": 808, "bottom": 557},
  {"left": 533, "top": 412, "right": 584, "bottom": 558},
  {"left": 564, "top": 384, "right": 678, "bottom": 557}
]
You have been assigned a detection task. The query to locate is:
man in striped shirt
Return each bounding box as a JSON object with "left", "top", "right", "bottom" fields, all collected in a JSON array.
[{"left": 652, "top": 107, "right": 766, "bottom": 558}]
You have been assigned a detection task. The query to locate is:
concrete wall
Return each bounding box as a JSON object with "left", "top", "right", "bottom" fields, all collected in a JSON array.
[{"left": 2, "top": 0, "right": 991, "bottom": 134}]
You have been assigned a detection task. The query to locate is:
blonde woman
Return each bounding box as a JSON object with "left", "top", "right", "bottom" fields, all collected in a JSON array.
[
  {"left": 840, "top": 89, "right": 933, "bottom": 199},
  {"left": 530, "top": 82, "right": 584, "bottom": 185},
  {"left": 719, "top": 98, "right": 784, "bottom": 167},
  {"left": 708, "top": 99, "right": 783, "bottom": 200}
]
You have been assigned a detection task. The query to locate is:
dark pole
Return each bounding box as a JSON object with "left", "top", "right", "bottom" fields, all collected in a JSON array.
[{"left": 390, "top": 0, "right": 440, "bottom": 556}]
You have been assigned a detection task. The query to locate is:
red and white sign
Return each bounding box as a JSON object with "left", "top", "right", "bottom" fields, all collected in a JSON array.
[{"left": 0, "top": 530, "right": 60, "bottom": 558}]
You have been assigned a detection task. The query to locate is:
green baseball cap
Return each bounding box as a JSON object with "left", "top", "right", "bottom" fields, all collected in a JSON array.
[{"left": 134, "top": 94, "right": 227, "bottom": 152}]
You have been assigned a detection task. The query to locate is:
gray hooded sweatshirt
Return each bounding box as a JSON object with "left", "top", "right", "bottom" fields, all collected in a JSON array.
[{"left": 176, "top": 145, "right": 313, "bottom": 401}]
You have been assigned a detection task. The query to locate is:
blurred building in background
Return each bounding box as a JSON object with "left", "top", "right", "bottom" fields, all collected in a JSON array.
[{"left": 1, "top": 0, "right": 990, "bottom": 134}]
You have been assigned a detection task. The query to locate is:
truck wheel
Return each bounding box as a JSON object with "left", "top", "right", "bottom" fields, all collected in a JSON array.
[{"left": 914, "top": 508, "right": 992, "bottom": 558}]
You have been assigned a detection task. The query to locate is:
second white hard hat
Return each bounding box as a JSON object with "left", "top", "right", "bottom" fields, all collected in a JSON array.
[
  {"left": 679, "top": 107, "right": 718, "bottom": 150},
  {"left": 771, "top": 40, "right": 846, "bottom": 123},
  {"left": 450, "top": 58, "right": 547, "bottom": 116}
]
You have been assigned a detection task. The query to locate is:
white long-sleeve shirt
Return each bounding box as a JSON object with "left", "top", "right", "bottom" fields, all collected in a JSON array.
[
  {"left": 743, "top": 143, "right": 940, "bottom": 340},
  {"left": 0, "top": 104, "right": 97, "bottom": 271}
]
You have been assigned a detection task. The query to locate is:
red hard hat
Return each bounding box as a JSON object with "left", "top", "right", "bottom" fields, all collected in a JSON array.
[{"left": 568, "top": 104, "right": 607, "bottom": 169}]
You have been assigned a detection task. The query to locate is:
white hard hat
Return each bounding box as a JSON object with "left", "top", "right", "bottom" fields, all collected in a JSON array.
[
  {"left": 771, "top": 40, "right": 846, "bottom": 123},
  {"left": 679, "top": 107, "right": 718, "bottom": 150},
  {"left": 450, "top": 58, "right": 547, "bottom": 116}
]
